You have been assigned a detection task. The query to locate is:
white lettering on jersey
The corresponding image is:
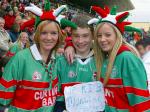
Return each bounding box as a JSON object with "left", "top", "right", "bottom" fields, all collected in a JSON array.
[{"left": 34, "top": 86, "right": 58, "bottom": 106}]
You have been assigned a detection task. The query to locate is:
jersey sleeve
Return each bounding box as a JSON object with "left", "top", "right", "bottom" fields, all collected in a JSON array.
[
  {"left": 0, "top": 53, "right": 22, "bottom": 105},
  {"left": 121, "top": 52, "right": 150, "bottom": 111}
]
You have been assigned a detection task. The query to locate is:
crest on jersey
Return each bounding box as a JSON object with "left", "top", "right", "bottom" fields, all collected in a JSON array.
[
  {"left": 32, "top": 71, "right": 42, "bottom": 80},
  {"left": 93, "top": 72, "right": 97, "bottom": 80},
  {"left": 68, "top": 71, "right": 76, "bottom": 78}
]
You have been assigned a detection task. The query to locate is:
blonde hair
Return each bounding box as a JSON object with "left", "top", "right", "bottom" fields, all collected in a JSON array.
[
  {"left": 93, "top": 22, "right": 139, "bottom": 86},
  {"left": 34, "top": 20, "right": 64, "bottom": 52},
  {"left": 17, "top": 32, "right": 30, "bottom": 49}
]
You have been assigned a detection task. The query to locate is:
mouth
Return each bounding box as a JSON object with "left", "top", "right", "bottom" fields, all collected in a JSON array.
[
  {"left": 44, "top": 41, "right": 55, "bottom": 44},
  {"left": 100, "top": 44, "right": 109, "bottom": 49},
  {"left": 76, "top": 44, "right": 88, "bottom": 48},
  {"left": 100, "top": 42, "right": 108, "bottom": 46}
]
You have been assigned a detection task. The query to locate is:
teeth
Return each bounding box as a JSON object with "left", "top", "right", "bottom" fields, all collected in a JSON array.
[
  {"left": 102, "top": 44, "right": 107, "bottom": 46},
  {"left": 44, "top": 42, "right": 54, "bottom": 43},
  {"left": 77, "top": 44, "right": 86, "bottom": 46}
]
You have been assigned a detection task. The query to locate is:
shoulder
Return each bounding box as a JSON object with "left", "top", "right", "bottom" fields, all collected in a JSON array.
[
  {"left": 117, "top": 51, "right": 139, "bottom": 61},
  {"left": 13, "top": 48, "right": 31, "bottom": 60},
  {"left": 56, "top": 55, "right": 67, "bottom": 62},
  {"left": 11, "top": 43, "right": 19, "bottom": 48},
  {"left": 116, "top": 51, "right": 144, "bottom": 69}
]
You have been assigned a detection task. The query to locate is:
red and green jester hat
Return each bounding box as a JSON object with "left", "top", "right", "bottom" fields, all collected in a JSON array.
[
  {"left": 88, "top": 6, "right": 143, "bottom": 43},
  {"left": 23, "top": 1, "right": 76, "bottom": 30}
]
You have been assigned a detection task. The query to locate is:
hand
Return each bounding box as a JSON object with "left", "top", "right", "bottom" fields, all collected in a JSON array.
[
  {"left": 64, "top": 46, "right": 75, "bottom": 64},
  {"left": 57, "top": 48, "right": 64, "bottom": 55}
]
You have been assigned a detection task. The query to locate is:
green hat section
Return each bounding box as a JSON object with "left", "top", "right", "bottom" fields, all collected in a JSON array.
[
  {"left": 34, "top": 0, "right": 52, "bottom": 28},
  {"left": 125, "top": 26, "right": 142, "bottom": 36},
  {"left": 110, "top": 6, "right": 117, "bottom": 15},
  {"left": 35, "top": 16, "right": 41, "bottom": 28},
  {"left": 44, "top": 0, "right": 51, "bottom": 11},
  {"left": 60, "top": 18, "right": 77, "bottom": 29}
]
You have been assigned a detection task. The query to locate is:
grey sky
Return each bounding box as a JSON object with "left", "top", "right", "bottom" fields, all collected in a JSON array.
[{"left": 128, "top": 0, "right": 150, "bottom": 22}]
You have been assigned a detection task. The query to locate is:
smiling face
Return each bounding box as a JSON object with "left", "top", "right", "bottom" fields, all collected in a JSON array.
[
  {"left": 72, "top": 27, "right": 92, "bottom": 55},
  {"left": 39, "top": 22, "right": 59, "bottom": 52},
  {"left": 97, "top": 23, "right": 117, "bottom": 53},
  {"left": 20, "top": 32, "right": 29, "bottom": 45},
  {"left": 34, "top": 21, "right": 60, "bottom": 53}
]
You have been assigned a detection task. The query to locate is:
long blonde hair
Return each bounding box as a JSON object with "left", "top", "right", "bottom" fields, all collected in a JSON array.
[
  {"left": 93, "top": 22, "right": 139, "bottom": 86},
  {"left": 17, "top": 32, "right": 30, "bottom": 49}
]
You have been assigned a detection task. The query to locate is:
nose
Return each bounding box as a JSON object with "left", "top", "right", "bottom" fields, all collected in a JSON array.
[
  {"left": 100, "top": 35, "right": 106, "bottom": 42},
  {"left": 46, "top": 33, "right": 53, "bottom": 39},
  {"left": 46, "top": 33, "right": 57, "bottom": 41},
  {"left": 77, "top": 37, "right": 84, "bottom": 43}
]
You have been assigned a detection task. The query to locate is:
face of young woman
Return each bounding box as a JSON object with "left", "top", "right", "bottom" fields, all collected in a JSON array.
[
  {"left": 72, "top": 27, "right": 92, "bottom": 55},
  {"left": 39, "top": 22, "right": 59, "bottom": 52},
  {"left": 97, "top": 23, "right": 117, "bottom": 53},
  {"left": 20, "top": 32, "right": 28, "bottom": 44}
]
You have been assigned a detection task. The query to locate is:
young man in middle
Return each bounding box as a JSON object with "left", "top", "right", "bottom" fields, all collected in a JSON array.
[{"left": 54, "top": 14, "right": 97, "bottom": 112}]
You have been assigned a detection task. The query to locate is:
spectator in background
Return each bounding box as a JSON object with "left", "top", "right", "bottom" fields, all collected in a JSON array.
[
  {"left": 23, "top": 11, "right": 32, "bottom": 21},
  {"left": 141, "top": 37, "right": 150, "bottom": 92},
  {"left": 13, "top": 6, "right": 22, "bottom": 19},
  {"left": 10, "top": 0, "right": 19, "bottom": 8},
  {"left": 9, "top": 31, "right": 30, "bottom": 54},
  {"left": 0, "top": 17, "right": 12, "bottom": 52},
  {"left": 8, "top": 17, "right": 21, "bottom": 42},
  {"left": 0, "top": 17, "right": 13, "bottom": 77},
  {"left": 135, "top": 39, "right": 145, "bottom": 58},
  {"left": 4, "top": 5, "right": 16, "bottom": 30},
  {"left": 0, "top": 1, "right": 9, "bottom": 17}
]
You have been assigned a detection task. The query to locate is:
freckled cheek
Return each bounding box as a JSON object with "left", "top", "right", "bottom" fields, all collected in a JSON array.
[
  {"left": 54, "top": 36, "right": 59, "bottom": 41},
  {"left": 53, "top": 37, "right": 59, "bottom": 44}
]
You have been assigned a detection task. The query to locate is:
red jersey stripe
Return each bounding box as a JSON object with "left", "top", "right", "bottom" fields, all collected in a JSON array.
[
  {"left": 0, "top": 78, "right": 17, "bottom": 88},
  {"left": 125, "top": 86, "right": 150, "bottom": 97},
  {"left": 0, "top": 91, "right": 14, "bottom": 99}
]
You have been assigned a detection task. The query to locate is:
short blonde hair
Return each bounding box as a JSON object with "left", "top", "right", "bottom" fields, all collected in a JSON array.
[{"left": 34, "top": 20, "right": 63, "bottom": 51}]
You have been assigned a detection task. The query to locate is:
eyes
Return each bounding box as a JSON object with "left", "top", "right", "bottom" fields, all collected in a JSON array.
[
  {"left": 97, "top": 33, "right": 111, "bottom": 38},
  {"left": 72, "top": 33, "right": 90, "bottom": 39},
  {"left": 41, "top": 31, "right": 58, "bottom": 36}
]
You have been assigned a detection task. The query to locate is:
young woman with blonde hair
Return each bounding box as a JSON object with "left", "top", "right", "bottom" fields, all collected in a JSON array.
[
  {"left": 0, "top": 5, "right": 64, "bottom": 112},
  {"left": 91, "top": 6, "right": 150, "bottom": 112},
  {"left": 9, "top": 31, "right": 30, "bottom": 54}
]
